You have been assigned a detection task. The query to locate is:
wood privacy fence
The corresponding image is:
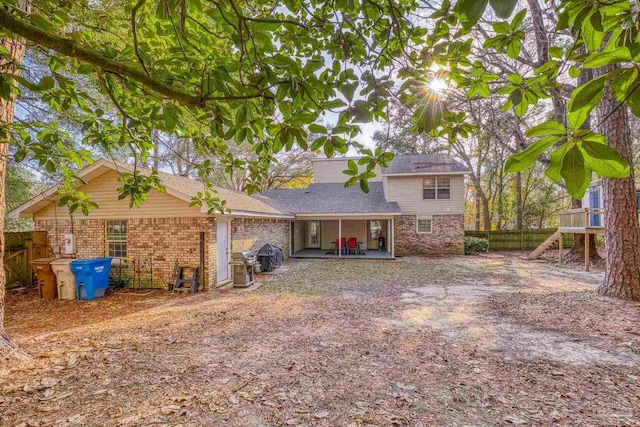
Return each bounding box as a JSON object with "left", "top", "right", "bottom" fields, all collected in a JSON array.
[
  {"left": 465, "top": 229, "right": 573, "bottom": 251},
  {"left": 3, "top": 231, "right": 48, "bottom": 288}
]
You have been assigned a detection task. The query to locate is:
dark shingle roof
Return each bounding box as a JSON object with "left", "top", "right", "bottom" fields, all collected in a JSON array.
[
  {"left": 383, "top": 153, "right": 470, "bottom": 174},
  {"left": 263, "top": 182, "right": 401, "bottom": 214}
]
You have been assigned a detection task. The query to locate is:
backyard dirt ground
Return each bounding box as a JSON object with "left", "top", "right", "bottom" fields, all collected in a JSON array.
[{"left": 1, "top": 253, "right": 640, "bottom": 426}]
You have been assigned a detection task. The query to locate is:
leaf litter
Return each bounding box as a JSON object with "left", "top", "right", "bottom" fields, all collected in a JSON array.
[{"left": 1, "top": 253, "right": 639, "bottom": 426}]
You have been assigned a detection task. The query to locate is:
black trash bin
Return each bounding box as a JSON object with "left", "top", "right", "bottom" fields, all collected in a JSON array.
[{"left": 257, "top": 244, "right": 283, "bottom": 272}]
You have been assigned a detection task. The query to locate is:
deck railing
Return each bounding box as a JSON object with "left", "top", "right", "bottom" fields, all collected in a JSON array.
[{"left": 558, "top": 208, "right": 605, "bottom": 229}]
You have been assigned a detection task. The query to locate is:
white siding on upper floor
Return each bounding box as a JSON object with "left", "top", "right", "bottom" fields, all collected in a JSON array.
[
  {"left": 382, "top": 176, "right": 389, "bottom": 200},
  {"left": 386, "top": 175, "right": 465, "bottom": 215},
  {"left": 313, "top": 159, "right": 382, "bottom": 184},
  {"left": 33, "top": 169, "right": 206, "bottom": 220}
]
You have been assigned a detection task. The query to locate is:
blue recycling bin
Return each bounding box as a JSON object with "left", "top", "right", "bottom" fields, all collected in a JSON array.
[{"left": 70, "top": 258, "right": 113, "bottom": 300}]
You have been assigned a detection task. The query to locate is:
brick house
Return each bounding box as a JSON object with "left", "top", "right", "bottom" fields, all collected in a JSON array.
[
  {"left": 10, "top": 154, "right": 468, "bottom": 289},
  {"left": 9, "top": 159, "right": 294, "bottom": 289},
  {"left": 264, "top": 153, "right": 469, "bottom": 257}
]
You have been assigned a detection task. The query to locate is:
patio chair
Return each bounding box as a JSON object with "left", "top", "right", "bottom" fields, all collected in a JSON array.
[
  {"left": 334, "top": 238, "right": 347, "bottom": 255},
  {"left": 347, "top": 238, "right": 359, "bottom": 255}
]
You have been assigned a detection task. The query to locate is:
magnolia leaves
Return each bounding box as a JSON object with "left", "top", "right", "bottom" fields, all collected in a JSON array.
[
  {"left": 568, "top": 65, "right": 640, "bottom": 130},
  {"left": 505, "top": 122, "right": 629, "bottom": 198},
  {"left": 454, "top": 0, "right": 518, "bottom": 29},
  {"left": 483, "top": 10, "right": 526, "bottom": 60},
  {"left": 342, "top": 149, "right": 394, "bottom": 193}
]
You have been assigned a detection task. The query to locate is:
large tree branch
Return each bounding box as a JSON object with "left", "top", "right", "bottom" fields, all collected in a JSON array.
[{"left": 0, "top": 7, "right": 272, "bottom": 106}]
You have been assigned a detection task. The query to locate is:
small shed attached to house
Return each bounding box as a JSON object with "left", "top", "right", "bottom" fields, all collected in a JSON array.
[{"left": 9, "top": 159, "right": 294, "bottom": 289}]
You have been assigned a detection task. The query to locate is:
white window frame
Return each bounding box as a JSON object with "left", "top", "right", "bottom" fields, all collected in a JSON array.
[
  {"left": 106, "top": 219, "right": 128, "bottom": 258},
  {"left": 416, "top": 216, "right": 433, "bottom": 234},
  {"left": 423, "top": 177, "right": 451, "bottom": 200}
]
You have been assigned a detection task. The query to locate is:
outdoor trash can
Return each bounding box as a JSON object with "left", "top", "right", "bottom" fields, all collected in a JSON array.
[
  {"left": 51, "top": 259, "right": 76, "bottom": 300},
  {"left": 31, "top": 257, "right": 59, "bottom": 299},
  {"left": 70, "top": 258, "right": 113, "bottom": 300}
]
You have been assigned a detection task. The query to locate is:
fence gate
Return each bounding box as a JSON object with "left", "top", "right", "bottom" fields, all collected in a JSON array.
[{"left": 3, "top": 231, "right": 48, "bottom": 288}]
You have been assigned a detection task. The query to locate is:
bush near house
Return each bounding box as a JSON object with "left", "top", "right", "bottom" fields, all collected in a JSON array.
[{"left": 464, "top": 236, "right": 489, "bottom": 255}]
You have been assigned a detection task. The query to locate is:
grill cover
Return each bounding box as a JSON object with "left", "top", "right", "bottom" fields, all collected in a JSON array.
[{"left": 257, "top": 243, "right": 283, "bottom": 272}]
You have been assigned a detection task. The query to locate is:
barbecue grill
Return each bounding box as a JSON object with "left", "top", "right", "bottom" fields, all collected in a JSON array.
[{"left": 230, "top": 251, "right": 256, "bottom": 287}]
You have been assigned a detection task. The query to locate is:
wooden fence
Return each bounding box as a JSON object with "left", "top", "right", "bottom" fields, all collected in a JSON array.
[
  {"left": 4, "top": 231, "right": 48, "bottom": 288},
  {"left": 465, "top": 228, "right": 573, "bottom": 251}
]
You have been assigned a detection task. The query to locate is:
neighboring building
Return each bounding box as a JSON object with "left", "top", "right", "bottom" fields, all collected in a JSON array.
[
  {"left": 9, "top": 159, "right": 294, "bottom": 289},
  {"left": 580, "top": 178, "right": 640, "bottom": 227},
  {"left": 10, "top": 154, "right": 469, "bottom": 290},
  {"left": 264, "top": 153, "right": 469, "bottom": 257}
]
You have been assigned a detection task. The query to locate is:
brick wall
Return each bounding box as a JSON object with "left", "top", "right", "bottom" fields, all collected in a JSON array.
[
  {"left": 34, "top": 216, "right": 290, "bottom": 290},
  {"left": 34, "top": 219, "right": 105, "bottom": 258},
  {"left": 231, "top": 218, "right": 290, "bottom": 258},
  {"left": 127, "top": 217, "right": 209, "bottom": 288},
  {"left": 394, "top": 214, "right": 464, "bottom": 255},
  {"left": 34, "top": 217, "right": 210, "bottom": 289}
]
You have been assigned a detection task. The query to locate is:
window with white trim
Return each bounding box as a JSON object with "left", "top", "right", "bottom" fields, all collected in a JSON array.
[
  {"left": 106, "top": 220, "right": 127, "bottom": 258},
  {"left": 417, "top": 217, "right": 432, "bottom": 234},
  {"left": 423, "top": 177, "right": 451, "bottom": 200}
]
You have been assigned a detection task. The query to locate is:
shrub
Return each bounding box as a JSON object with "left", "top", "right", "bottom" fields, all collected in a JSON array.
[{"left": 465, "top": 236, "right": 489, "bottom": 255}]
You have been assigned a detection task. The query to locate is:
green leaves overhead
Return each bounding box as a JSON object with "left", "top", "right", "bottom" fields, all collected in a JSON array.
[
  {"left": 454, "top": 0, "right": 488, "bottom": 29},
  {"left": 483, "top": 9, "right": 526, "bottom": 60},
  {"left": 506, "top": 123, "right": 630, "bottom": 198},
  {"left": 454, "top": 0, "right": 518, "bottom": 28},
  {"left": 583, "top": 47, "right": 632, "bottom": 68},
  {"left": 504, "top": 135, "right": 560, "bottom": 174},
  {"left": 567, "top": 74, "right": 607, "bottom": 130},
  {"left": 489, "top": 0, "right": 518, "bottom": 19}
]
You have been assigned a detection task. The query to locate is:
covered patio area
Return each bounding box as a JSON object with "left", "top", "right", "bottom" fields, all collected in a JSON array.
[
  {"left": 292, "top": 248, "right": 393, "bottom": 259},
  {"left": 291, "top": 215, "right": 397, "bottom": 259}
]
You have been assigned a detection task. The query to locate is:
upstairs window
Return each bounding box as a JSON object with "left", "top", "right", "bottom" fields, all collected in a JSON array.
[
  {"left": 423, "top": 177, "right": 451, "bottom": 200},
  {"left": 106, "top": 220, "right": 127, "bottom": 258}
]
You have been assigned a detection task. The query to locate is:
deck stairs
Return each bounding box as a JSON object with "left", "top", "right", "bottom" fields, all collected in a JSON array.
[{"left": 527, "top": 230, "right": 561, "bottom": 260}]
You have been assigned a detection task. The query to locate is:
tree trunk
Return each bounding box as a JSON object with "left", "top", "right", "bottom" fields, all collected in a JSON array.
[
  {"left": 515, "top": 172, "right": 523, "bottom": 230},
  {"left": 598, "top": 65, "right": 640, "bottom": 300},
  {"left": 475, "top": 189, "right": 481, "bottom": 231},
  {"left": 482, "top": 195, "right": 491, "bottom": 231},
  {"left": 0, "top": 1, "right": 29, "bottom": 357}
]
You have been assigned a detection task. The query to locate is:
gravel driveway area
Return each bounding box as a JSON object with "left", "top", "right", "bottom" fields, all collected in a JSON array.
[{"left": 1, "top": 253, "right": 639, "bottom": 426}]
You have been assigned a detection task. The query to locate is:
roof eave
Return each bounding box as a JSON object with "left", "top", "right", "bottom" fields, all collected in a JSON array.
[
  {"left": 293, "top": 212, "right": 402, "bottom": 217},
  {"left": 7, "top": 159, "right": 115, "bottom": 219},
  {"left": 211, "top": 209, "right": 294, "bottom": 219},
  {"left": 382, "top": 171, "right": 470, "bottom": 177}
]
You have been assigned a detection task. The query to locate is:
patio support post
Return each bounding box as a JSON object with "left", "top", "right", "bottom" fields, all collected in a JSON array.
[
  {"left": 585, "top": 232, "right": 590, "bottom": 271},
  {"left": 391, "top": 218, "right": 395, "bottom": 258},
  {"left": 339, "top": 219, "right": 342, "bottom": 258},
  {"left": 559, "top": 232, "right": 563, "bottom": 264}
]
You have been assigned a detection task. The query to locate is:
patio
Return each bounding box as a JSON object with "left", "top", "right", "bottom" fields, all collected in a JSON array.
[
  {"left": 292, "top": 248, "right": 393, "bottom": 259},
  {"left": 291, "top": 217, "right": 396, "bottom": 259}
]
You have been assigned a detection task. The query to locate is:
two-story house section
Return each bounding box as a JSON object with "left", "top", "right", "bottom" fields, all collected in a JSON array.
[{"left": 263, "top": 153, "right": 470, "bottom": 258}]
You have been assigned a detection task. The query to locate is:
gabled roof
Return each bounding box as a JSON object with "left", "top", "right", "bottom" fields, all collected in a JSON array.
[
  {"left": 383, "top": 153, "right": 470, "bottom": 175},
  {"left": 263, "top": 182, "right": 401, "bottom": 215},
  {"left": 9, "top": 159, "right": 293, "bottom": 219}
]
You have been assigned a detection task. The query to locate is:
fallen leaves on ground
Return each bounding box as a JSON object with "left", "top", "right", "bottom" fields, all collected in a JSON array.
[{"left": 1, "top": 254, "right": 639, "bottom": 426}]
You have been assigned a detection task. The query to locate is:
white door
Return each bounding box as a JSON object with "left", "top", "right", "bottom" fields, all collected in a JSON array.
[
  {"left": 307, "top": 220, "right": 321, "bottom": 248},
  {"left": 217, "top": 220, "right": 230, "bottom": 284}
]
